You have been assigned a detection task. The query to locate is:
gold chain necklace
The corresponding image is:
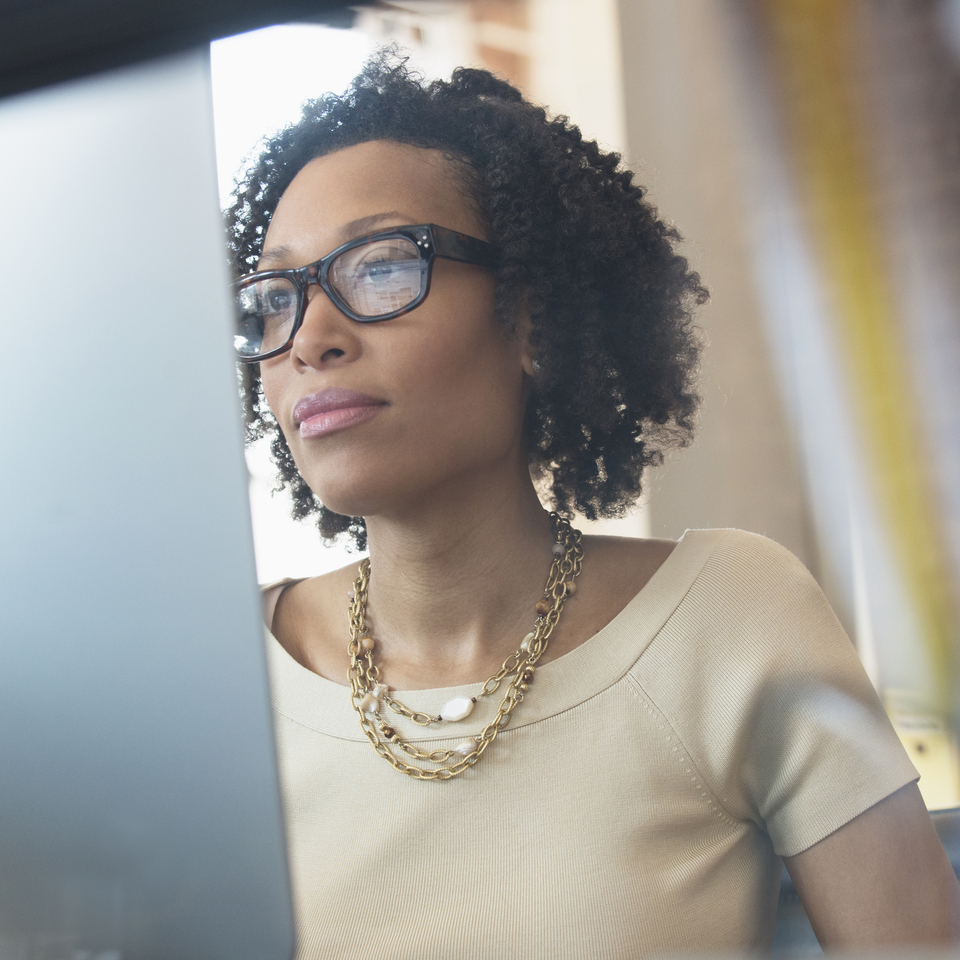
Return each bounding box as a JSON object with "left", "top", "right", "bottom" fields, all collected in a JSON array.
[{"left": 347, "top": 513, "right": 583, "bottom": 780}]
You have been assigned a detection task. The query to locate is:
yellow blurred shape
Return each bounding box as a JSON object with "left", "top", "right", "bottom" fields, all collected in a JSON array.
[{"left": 885, "top": 689, "right": 960, "bottom": 810}]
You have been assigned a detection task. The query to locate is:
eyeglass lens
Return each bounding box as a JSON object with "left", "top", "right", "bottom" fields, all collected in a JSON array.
[{"left": 234, "top": 236, "right": 424, "bottom": 359}]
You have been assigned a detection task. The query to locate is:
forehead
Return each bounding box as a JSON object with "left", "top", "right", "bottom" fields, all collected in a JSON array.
[{"left": 262, "top": 140, "right": 482, "bottom": 268}]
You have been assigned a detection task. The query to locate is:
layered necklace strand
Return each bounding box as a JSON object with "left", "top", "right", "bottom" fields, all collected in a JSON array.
[{"left": 347, "top": 512, "right": 583, "bottom": 780}]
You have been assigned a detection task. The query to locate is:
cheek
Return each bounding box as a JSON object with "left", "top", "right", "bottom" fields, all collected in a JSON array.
[
  {"left": 402, "top": 323, "right": 526, "bottom": 445},
  {"left": 420, "top": 281, "right": 516, "bottom": 402}
]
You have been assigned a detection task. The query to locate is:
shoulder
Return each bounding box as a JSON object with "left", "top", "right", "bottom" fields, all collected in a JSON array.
[
  {"left": 261, "top": 562, "right": 360, "bottom": 622},
  {"left": 632, "top": 526, "right": 867, "bottom": 763},
  {"left": 260, "top": 576, "right": 306, "bottom": 632},
  {"left": 263, "top": 561, "right": 363, "bottom": 679},
  {"left": 579, "top": 533, "right": 678, "bottom": 589},
  {"left": 554, "top": 534, "right": 677, "bottom": 658},
  {"left": 686, "top": 526, "right": 812, "bottom": 579},
  {"left": 676, "top": 528, "right": 830, "bottom": 627},
  {"left": 635, "top": 530, "right": 917, "bottom": 852}
]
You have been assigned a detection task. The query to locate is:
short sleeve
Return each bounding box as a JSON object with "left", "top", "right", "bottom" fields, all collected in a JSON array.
[{"left": 633, "top": 529, "right": 919, "bottom": 857}]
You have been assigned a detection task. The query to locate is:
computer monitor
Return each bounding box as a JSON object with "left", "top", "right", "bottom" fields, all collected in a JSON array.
[{"left": 0, "top": 48, "right": 293, "bottom": 960}]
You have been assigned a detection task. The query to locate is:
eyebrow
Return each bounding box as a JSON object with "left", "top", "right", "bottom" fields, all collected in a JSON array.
[{"left": 257, "top": 211, "right": 417, "bottom": 269}]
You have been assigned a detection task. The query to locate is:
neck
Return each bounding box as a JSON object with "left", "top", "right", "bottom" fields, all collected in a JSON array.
[{"left": 360, "top": 471, "right": 555, "bottom": 690}]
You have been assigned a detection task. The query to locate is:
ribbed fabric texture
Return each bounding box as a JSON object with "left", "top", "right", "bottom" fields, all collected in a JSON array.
[{"left": 265, "top": 529, "right": 918, "bottom": 960}]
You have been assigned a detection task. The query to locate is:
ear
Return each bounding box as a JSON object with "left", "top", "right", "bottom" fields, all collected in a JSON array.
[{"left": 515, "top": 310, "right": 537, "bottom": 378}]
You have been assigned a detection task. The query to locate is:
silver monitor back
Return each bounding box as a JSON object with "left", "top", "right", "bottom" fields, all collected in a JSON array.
[{"left": 0, "top": 49, "right": 293, "bottom": 960}]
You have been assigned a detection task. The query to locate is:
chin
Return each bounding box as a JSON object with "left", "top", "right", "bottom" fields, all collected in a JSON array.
[
  {"left": 294, "top": 439, "right": 506, "bottom": 521},
  {"left": 304, "top": 485, "right": 374, "bottom": 521},
  {"left": 300, "top": 469, "right": 396, "bottom": 521},
  {"left": 306, "top": 465, "right": 457, "bottom": 525}
]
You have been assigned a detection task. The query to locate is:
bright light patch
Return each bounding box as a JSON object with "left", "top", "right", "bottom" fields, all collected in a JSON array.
[{"left": 210, "top": 24, "right": 374, "bottom": 208}]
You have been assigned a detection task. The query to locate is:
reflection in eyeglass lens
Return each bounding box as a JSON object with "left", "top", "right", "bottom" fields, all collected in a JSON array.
[{"left": 331, "top": 237, "right": 422, "bottom": 316}]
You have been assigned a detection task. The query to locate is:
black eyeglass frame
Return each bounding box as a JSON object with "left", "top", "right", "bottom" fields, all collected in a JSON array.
[{"left": 232, "top": 222, "right": 497, "bottom": 363}]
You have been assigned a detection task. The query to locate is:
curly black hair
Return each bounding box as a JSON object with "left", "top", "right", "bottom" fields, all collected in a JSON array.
[{"left": 225, "top": 51, "right": 706, "bottom": 551}]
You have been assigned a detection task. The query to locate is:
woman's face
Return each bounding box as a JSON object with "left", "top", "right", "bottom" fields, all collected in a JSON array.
[{"left": 258, "top": 140, "right": 533, "bottom": 522}]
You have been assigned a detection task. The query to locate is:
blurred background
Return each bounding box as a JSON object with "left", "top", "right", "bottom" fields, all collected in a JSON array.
[{"left": 211, "top": 0, "right": 960, "bottom": 808}]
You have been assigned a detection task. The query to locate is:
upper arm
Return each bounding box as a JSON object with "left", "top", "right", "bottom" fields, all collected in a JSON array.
[{"left": 784, "top": 782, "right": 960, "bottom": 948}]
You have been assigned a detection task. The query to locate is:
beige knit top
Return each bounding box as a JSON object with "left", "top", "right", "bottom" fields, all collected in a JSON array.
[{"left": 264, "top": 529, "right": 918, "bottom": 960}]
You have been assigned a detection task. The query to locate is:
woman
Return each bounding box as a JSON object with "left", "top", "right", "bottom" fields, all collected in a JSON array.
[{"left": 226, "top": 55, "right": 959, "bottom": 957}]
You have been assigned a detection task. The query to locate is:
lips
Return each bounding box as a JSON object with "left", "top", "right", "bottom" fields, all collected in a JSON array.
[{"left": 292, "top": 388, "right": 386, "bottom": 439}]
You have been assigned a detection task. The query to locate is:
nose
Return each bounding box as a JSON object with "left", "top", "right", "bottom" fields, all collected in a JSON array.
[{"left": 289, "top": 282, "right": 361, "bottom": 371}]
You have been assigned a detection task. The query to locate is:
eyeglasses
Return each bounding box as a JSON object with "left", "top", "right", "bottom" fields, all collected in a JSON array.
[{"left": 232, "top": 223, "right": 496, "bottom": 362}]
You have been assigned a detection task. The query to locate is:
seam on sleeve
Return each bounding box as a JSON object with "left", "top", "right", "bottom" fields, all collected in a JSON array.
[{"left": 623, "top": 672, "right": 744, "bottom": 827}]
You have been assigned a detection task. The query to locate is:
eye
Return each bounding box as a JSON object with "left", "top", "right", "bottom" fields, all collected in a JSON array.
[
  {"left": 360, "top": 259, "right": 414, "bottom": 282},
  {"left": 329, "top": 237, "right": 423, "bottom": 317},
  {"left": 263, "top": 285, "right": 296, "bottom": 315},
  {"left": 355, "top": 242, "right": 418, "bottom": 275}
]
